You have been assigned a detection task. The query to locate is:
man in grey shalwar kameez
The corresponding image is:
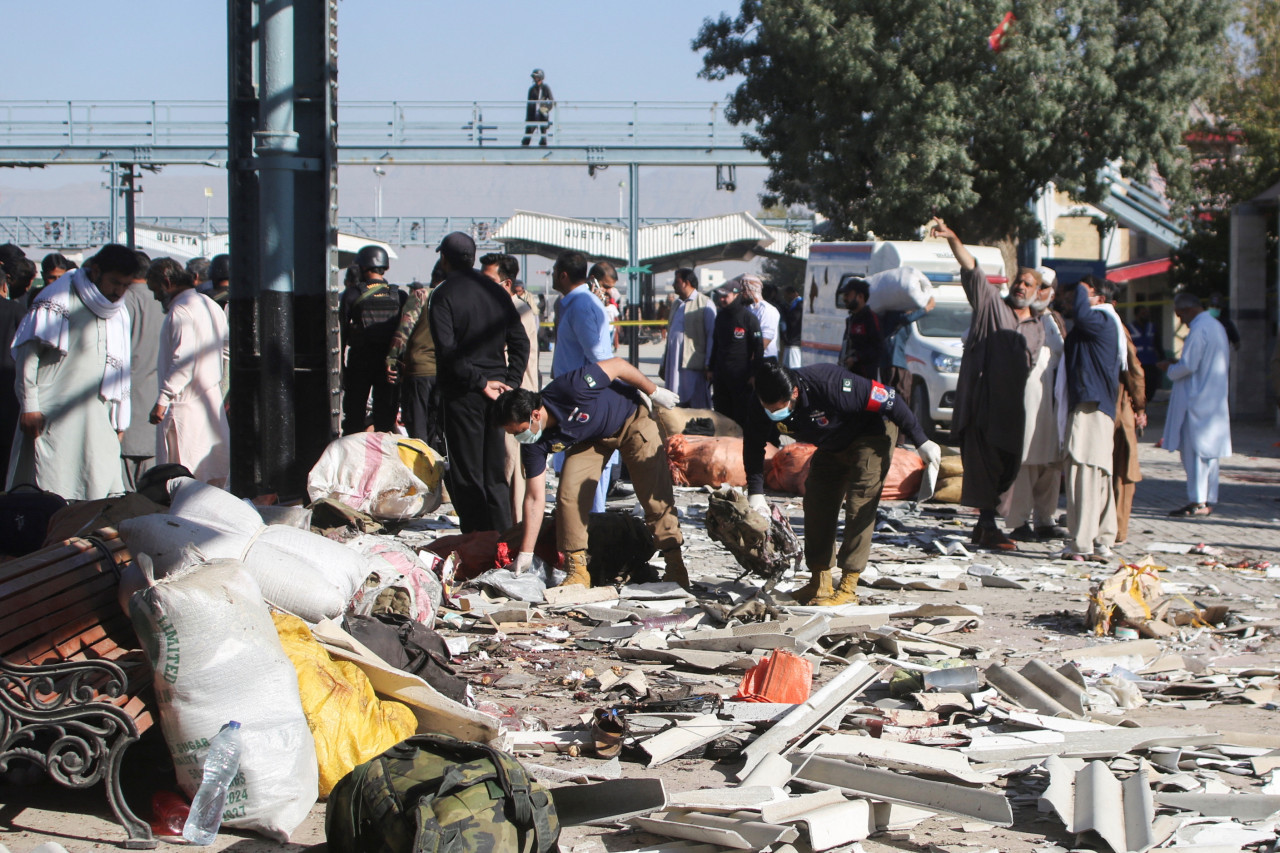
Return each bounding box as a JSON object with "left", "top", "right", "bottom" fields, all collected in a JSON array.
[
  {"left": 120, "top": 251, "right": 164, "bottom": 489},
  {"left": 933, "top": 220, "right": 1045, "bottom": 551}
]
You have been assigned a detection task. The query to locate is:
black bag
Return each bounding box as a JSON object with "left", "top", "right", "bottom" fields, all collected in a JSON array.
[
  {"left": 343, "top": 613, "right": 469, "bottom": 704},
  {"left": 0, "top": 484, "right": 68, "bottom": 557}
]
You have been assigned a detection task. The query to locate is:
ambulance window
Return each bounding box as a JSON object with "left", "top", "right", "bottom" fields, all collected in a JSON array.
[{"left": 916, "top": 303, "right": 972, "bottom": 338}]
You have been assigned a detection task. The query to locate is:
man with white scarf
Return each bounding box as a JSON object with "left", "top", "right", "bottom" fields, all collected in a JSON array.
[
  {"left": 7, "top": 244, "right": 141, "bottom": 500},
  {"left": 1059, "top": 274, "right": 1122, "bottom": 560}
]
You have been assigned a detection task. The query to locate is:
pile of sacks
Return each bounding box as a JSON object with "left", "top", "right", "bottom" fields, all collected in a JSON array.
[{"left": 117, "top": 477, "right": 463, "bottom": 842}]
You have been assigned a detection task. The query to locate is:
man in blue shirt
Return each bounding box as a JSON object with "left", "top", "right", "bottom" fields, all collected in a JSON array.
[
  {"left": 551, "top": 251, "right": 613, "bottom": 378},
  {"left": 495, "top": 358, "right": 688, "bottom": 589},
  {"left": 550, "top": 250, "right": 620, "bottom": 510},
  {"left": 1061, "top": 275, "right": 1122, "bottom": 560}
]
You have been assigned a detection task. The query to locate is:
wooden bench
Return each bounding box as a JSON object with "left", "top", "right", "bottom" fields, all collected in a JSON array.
[{"left": 0, "top": 531, "right": 156, "bottom": 848}]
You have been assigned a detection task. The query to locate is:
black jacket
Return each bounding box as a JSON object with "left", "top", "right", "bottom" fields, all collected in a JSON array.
[
  {"left": 708, "top": 299, "right": 763, "bottom": 381},
  {"left": 429, "top": 269, "right": 530, "bottom": 394},
  {"left": 525, "top": 83, "right": 554, "bottom": 122},
  {"left": 744, "top": 363, "right": 927, "bottom": 493},
  {"left": 780, "top": 297, "right": 803, "bottom": 348}
]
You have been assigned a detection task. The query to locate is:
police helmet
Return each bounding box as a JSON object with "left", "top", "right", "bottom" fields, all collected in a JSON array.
[
  {"left": 834, "top": 274, "right": 869, "bottom": 308},
  {"left": 356, "top": 245, "right": 390, "bottom": 272},
  {"left": 209, "top": 253, "right": 230, "bottom": 283}
]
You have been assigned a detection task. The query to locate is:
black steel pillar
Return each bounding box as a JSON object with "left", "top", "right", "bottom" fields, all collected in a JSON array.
[{"left": 227, "top": 0, "right": 339, "bottom": 499}]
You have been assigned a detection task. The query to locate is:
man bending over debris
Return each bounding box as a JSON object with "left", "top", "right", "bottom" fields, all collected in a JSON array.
[
  {"left": 744, "top": 362, "right": 940, "bottom": 606},
  {"left": 495, "top": 358, "right": 689, "bottom": 590}
]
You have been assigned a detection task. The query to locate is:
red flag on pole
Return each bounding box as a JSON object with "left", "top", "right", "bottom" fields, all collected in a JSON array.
[{"left": 989, "top": 11, "right": 1016, "bottom": 51}]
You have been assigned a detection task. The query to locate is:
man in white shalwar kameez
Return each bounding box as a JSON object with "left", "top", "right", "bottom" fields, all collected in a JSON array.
[
  {"left": 7, "top": 245, "right": 142, "bottom": 500},
  {"left": 1160, "top": 292, "right": 1231, "bottom": 516},
  {"left": 147, "top": 259, "right": 230, "bottom": 486}
]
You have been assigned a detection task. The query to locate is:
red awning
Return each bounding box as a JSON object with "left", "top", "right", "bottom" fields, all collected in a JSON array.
[{"left": 1107, "top": 258, "right": 1171, "bottom": 283}]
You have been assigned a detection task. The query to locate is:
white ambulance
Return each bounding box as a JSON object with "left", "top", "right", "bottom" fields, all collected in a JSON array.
[{"left": 801, "top": 240, "right": 1007, "bottom": 437}]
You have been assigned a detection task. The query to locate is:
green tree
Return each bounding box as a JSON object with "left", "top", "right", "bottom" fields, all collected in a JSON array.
[
  {"left": 1170, "top": 0, "right": 1280, "bottom": 296},
  {"left": 695, "top": 0, "right": 1231, "bottom": 247}
]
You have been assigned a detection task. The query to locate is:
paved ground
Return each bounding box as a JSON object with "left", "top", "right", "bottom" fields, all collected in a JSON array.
[{"left": 2, "top": 342, "right": 1277, "bottom": 853}]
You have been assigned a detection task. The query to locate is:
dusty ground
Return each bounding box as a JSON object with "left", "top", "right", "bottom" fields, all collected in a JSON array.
[{"left": 2, "top": 345, "right": 1278, "bottom": 853}]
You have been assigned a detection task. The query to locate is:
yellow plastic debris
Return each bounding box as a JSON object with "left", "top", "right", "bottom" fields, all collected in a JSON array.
[{"left": 272, "top": 612, "right": 418, "bottom": 796}]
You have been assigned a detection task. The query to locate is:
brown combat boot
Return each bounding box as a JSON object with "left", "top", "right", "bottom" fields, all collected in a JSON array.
[
  {"left": 559, "top": 549, "right": 592, "bottom": 588},
  {"left": 813, "top": 571, "right": 859, "bottom": 606},
  {"left": 791, "top": 569, "right": 833, "bottom": 605},
  {"left": 660, "top": 547, "right": 691, "bottom": 589}
]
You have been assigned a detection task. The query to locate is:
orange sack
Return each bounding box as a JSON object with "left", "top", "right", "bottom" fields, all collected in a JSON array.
[
  {"left": 734, "top": 648, "right": 812, "bottom": 703},
  {"left": 764, "top": 443, "right": 817, "bottom": 495},
  {"left": 765, "top": 443, "right": 926, "bottom": 500},
  {"left": 666, "top": 435, "right": 775, "bottom": 488},
  {"left": 882, "top": 447, "right": 926, "bottom": 500}
]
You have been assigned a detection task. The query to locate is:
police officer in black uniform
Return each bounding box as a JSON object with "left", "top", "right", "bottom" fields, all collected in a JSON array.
[
  {"left": 339, "top": 245, "right": 406, "bottom": 434},
  {"left": 708, "top": 279, "right": 763, "bottom": 428},
  {"left": 744, "top": 362, "right": 941, "bottom": 606},
  {"left": 494, "top": 358, "right": 689, "bottom": 590}
]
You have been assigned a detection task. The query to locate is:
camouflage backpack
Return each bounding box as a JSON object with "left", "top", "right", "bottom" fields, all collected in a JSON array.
[{"left": 326, "top": 734, "right": 560, "bottom": 853}]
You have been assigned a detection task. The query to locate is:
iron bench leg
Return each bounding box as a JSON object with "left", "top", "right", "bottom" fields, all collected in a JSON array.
[{"left": 0, "top": 657, "right": 156, "bottom": 849}]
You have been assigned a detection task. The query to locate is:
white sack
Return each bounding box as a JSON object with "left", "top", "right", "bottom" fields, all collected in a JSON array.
[
  {"left": 306, "top": 433, "right": 443, "bottom": 520},
  {"left": 129, "top": 559, "right": 318, "bottom": 842},
  {"left": 866, "top": 266, "right": 935, "bottom": 314},
  {"left": 168, "top": 477, "right": 264, "bottom": 538},
  {"left": 345, "top": 534, "right": 443, "bottom": 626},
  {"left": 119, "top": 514, "right": 248, "bottom": 577},
  {"left": 241, "top": 525, "right": 369, "bottom": 623}
]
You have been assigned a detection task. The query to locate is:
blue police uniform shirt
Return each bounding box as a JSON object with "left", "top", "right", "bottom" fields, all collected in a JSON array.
[
  {"left": 520, "top": 364, "right": 641, "bottom": 477},
  {"left": 743, "top": 363, "right": 928, "bottom": 494}
]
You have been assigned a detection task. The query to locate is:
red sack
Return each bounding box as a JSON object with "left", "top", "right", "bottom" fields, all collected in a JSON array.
[
  {"left": 666, "top": 435, "right": 749, "bottom": 488},
  {"left": 765, "top": 443, "right": 817, "bottom": 495},
  {"left": 423, "top": 531, "right": 502, "bottom": 581},
  {"left": 733, "top": 649, "right": 812, "bottom": 703},
  {"left": 882, "top": 447, "right": 926, "bottom": 500}
]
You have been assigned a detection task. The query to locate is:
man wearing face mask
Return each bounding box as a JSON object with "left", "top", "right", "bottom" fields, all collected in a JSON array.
[
  {"left": 495, "top": 358, "right": 687, "bottom": 589},
  {"left": 8, "top": 244, "right": 142, "bottom": 498},
  {"left": 744, "top": 362, "right": 940, "bottom": 605},
  {"left": 933, "top": 219, "right": 1045, "bottom": 551}
]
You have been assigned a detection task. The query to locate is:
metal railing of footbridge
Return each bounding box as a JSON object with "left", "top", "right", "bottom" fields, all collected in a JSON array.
[{"left": 0, "top": 100, "right": 763, "bottom": 166}]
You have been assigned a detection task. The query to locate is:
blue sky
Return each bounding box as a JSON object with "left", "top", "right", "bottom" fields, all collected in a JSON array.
[
  {"left": 3, "top": 1, "right": 738, "bottom": 102},
  {"left": 1, "top": 2, "right": 778, "bottom": 279}
]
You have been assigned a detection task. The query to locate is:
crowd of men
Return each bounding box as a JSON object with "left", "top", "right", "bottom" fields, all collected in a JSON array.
[
  {"left": 0, "top": 223, "right": 1244, "bottom": 597},
  {"left": 0, "top": 243, "right": 231, "bottom": 499},
  {"left": 926, "top": 220, "right": 1234, "bottom": 561}
]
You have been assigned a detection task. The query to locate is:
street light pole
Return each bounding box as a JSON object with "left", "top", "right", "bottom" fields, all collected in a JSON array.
[{"left": 373, "top": 166, "right": 386, "bottom": 219}]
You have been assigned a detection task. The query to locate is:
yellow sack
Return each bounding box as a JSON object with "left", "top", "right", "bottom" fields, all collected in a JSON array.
[
  {"left": 396, "top": 438, "right": 444, "bottom": 494},
  {"left": 272, "top": 612, "right": 418, "bottom": 796}
]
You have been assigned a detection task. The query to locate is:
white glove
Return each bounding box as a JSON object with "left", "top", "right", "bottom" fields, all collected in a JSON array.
[
  {"left": 916, "top": 440, "right": 941, "bottom": 468},
  {"left": 513, "top": 551, "right": 535, "bottom": 574},
  {"left": 650, "top": 387, "right": 680, "bottom": 409},
  {"left": 915, "top": 440, "right": 942, "bottom": 502},
  {"left": 635, "top": 389, "right": 654, "bottom": 411},
  {"left": 748, "top": 493, "right": 770, "bottom": 518}
]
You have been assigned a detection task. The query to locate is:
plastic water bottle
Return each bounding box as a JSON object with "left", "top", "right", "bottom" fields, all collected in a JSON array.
[{"left": 182, "top": 721, "right": 242, "bottom": 845}]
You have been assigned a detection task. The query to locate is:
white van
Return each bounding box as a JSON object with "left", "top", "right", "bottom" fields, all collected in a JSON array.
[{"left": 801, "top": 240, "right": 1007, "bottom": 437}]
